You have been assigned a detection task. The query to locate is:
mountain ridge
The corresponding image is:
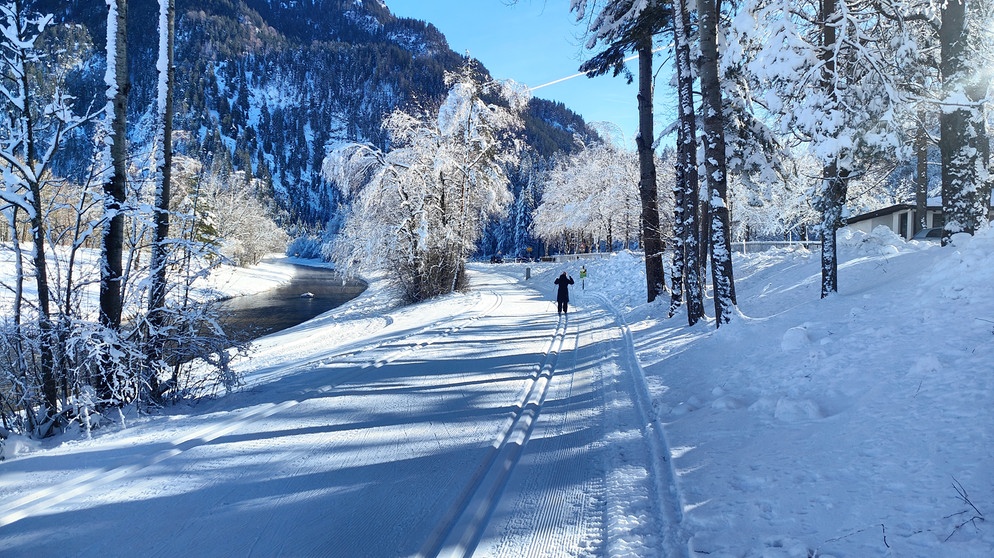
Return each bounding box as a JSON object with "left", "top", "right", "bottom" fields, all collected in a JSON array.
[{"left": 33, "top": 0, "right": 595, "bottom": 238}]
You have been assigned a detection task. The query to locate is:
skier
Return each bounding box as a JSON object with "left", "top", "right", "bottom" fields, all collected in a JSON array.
[
  {"left": 554, "top": 271, "right": 574, "bottom": 315},
  {"left": 579, "top": 266, "right": 587, "bottom": 289}
]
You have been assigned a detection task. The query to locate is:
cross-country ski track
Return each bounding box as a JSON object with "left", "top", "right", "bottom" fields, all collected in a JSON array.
[{"left": 0, "top": 266, "right": 686, "bottom": 557}]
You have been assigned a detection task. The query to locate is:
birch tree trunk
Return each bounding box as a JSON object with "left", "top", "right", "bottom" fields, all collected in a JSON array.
[
  {"left": 98, "top": 0, "right": 128, "bottom": 401},
  {"left": 146, "top": 0, "right": 174, "bottom": 397}
]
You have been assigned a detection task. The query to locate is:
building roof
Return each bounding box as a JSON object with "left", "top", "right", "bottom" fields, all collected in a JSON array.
[
  {"left": 846, "top": 203, "right": 920, "bottom": 224},
  {"left": 848, "top": 193, "right": 994, "bottom": 225}
]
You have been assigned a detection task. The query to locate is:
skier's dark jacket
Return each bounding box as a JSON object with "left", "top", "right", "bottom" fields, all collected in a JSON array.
[{"left": 554, "top": 273, "right": 574, "bottom": 302}]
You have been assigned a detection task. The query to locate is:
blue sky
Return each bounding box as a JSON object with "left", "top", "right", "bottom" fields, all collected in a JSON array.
[{"left": 386, "top": 0, "right": 675, "bottom": 148}]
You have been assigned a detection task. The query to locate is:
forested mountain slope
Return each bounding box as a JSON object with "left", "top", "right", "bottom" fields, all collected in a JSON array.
[{"left": 34, "top": 0, "right": 596, "bottom": 232}]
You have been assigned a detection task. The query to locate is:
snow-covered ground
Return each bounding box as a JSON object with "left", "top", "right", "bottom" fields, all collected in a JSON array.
[{"left": 1, "top": 226, "right": 992, "bottom": 557}]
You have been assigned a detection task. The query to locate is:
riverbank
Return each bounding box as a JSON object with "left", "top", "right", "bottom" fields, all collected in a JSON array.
[
  {"left": 215, "top": 259, "right": 367, "bottom": 342},
  {"left": 199, "top": 256, "right": 333, "bottom": 299}
]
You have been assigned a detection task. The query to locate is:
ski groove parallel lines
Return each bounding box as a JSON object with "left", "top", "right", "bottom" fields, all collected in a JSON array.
[
  {"left": 418, "top": 315, "right": 568, "bottom": 558},
  {"left": 487, "top": 318, "right": 598, "bottom": 558},
  {"left": 590, "top": 292, "right": 688, "bottom": 557}
]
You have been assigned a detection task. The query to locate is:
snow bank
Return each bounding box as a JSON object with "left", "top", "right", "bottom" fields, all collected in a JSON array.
[{"left": 504, "top": 228, "right": 991, "bottom": 555}]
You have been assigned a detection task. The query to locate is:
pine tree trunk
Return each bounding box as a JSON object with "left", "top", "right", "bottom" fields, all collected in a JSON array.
[
  {"left": 818, "top": 161, "right": 847, "bottom": 297},
  {"left": 980, "top": 120, "right": 992, "bottom": 215},
  {"left": 698, "top": 0, "right": 735, "bottom": 324},
  {"left": 915, "top": 112, "right": 928, "bottom": 235},
  {"left": 699, "top": 191, "right": 710, "bottom": 284},
  {"left": 816, "top": 0, "right": 849, "bottom": 298},
  {"left": 670, "top": 0, "right": 704, "bottom": 324},
  {"left": 669, "top": 155, "right": 686, "bottom": 314},
  {"left": 636, "top": 34, "right": 665, "bottom": 304},
  {"left": 938, "top": 0, "right": 987, "bottom": 243}
]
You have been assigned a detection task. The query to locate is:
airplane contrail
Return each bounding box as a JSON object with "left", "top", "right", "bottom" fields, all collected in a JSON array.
[{"left": 528, "top": 48, "right": 664, "bottom": 92}]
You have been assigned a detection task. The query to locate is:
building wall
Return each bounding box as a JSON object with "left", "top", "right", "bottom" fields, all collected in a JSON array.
[{"left": 846, "top": 209, "right": 941, "bottom": 240}]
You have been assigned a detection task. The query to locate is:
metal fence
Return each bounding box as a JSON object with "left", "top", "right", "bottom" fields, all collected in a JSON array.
[
  {"left": 542, "top": 252, "right": 615, "bottom": 263},
  {"left": 534, "top": 242, "right": 820, "bottom": 263},
  {"left": 732, "top": 241, "right": 821, "bottom": 254}
]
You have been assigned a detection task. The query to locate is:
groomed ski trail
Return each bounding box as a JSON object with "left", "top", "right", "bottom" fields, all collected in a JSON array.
[
  {"left": 474, "top": 269, "right": 687, "bottom": 558},
  {"left": 0, "top": 266, "right": 684, "bottom": 557}
]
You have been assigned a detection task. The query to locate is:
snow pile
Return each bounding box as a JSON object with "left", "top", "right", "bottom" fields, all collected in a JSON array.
[{"left": 922, "top": 228, "right": 994, "bottom": 308}]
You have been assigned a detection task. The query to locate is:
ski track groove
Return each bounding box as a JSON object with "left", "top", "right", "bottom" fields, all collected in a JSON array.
[
  {"left": 490, "top": 317, "right": 605, "bottom": 558},
  {"left": 534, "top": 319, "right": 602, "bottom": 558},
  {"left": 418, "top": 311, "right": 568, "bottom": 558},
  {"left": 589, "top": 291, "right": 688, "bottom": 557}
]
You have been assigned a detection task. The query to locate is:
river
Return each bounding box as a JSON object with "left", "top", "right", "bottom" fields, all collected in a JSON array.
[{"left": 218, "top": 263, "right": 366, "bottom": 342}]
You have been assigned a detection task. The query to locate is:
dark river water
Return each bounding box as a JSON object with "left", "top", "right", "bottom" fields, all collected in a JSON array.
[{"left": 218, "top": 263, "right": 366, "bottom": 342}]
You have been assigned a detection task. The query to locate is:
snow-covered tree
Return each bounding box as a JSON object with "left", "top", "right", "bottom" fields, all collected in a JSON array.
[
  {"left": 572, "top": 0, "right": 671, "bottom": 304},
  {"left": 198, "top": 168, "right": 289, "bottom": 267},
  {"left": 0, "top": 0, "right": 94, "bottom": 428},
  {"left": 699, "top": 0, "right": 737, "bottom": 324},
  {"left": 96, "top": 0, "right": 128, "bottom": 402},
  {"left": 737, "top": 0, "right": 916, "bottom": 297},
  {"left": 0, "top": 0, "right": 247, "bottom": 434},
  {"left": 729, "top": 151, "right": 820, "bottom": 240},
  {"left": 936, "top": 0, "right": 992, "bottom": 243},
  {"left": 532, "top": 141, "right": 642, "bottom": 252},
  {"left": 325, "top": 62, "right": 525, "bottom": 301},
  {"left": 667, "top": 0, "right": 705, "bottom": 323},
  {"left": 146, "top": 0, "right": 174, "bottom": 396},
  {"left": 136, "top": 155, "right": 250, "bottom": 399}
]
